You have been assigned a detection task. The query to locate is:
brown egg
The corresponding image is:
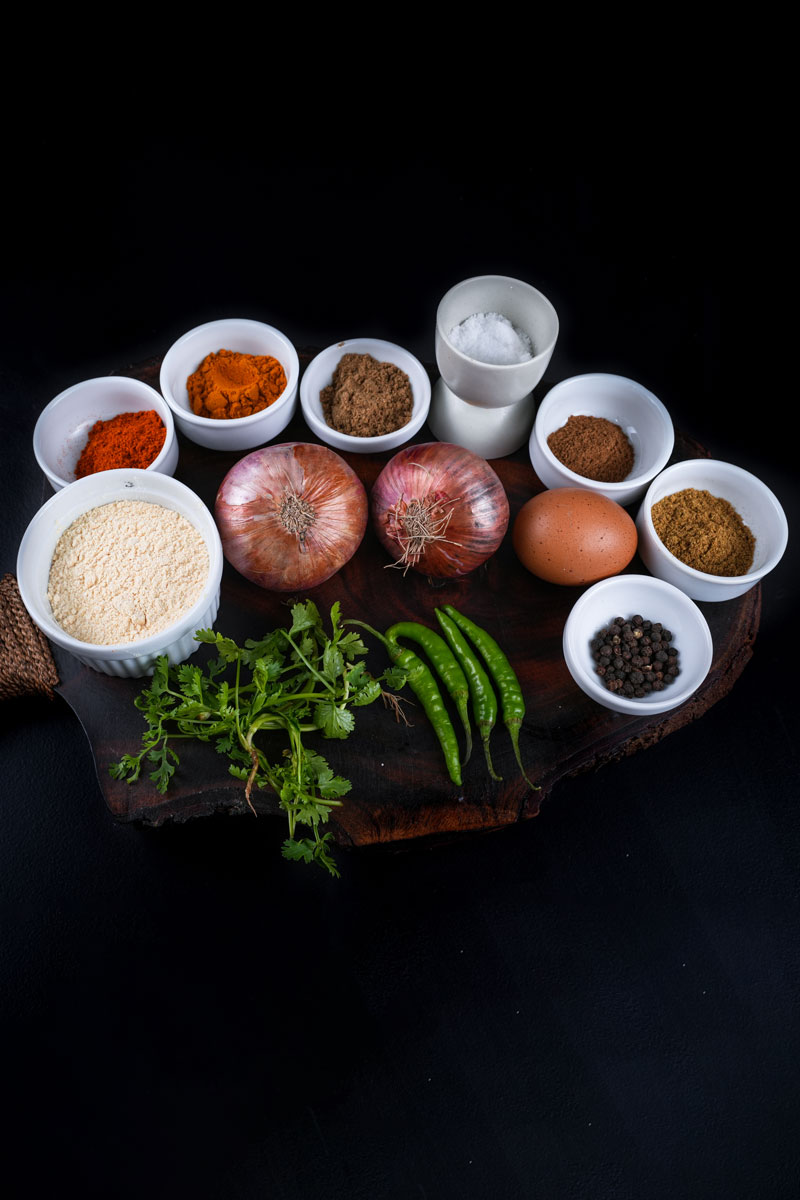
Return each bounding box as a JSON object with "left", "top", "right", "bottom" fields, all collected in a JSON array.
[{"left": 513, "top": 487, "right": 637, "bottom": 585}]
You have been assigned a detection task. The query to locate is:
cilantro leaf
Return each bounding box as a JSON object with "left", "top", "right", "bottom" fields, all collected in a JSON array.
[
  {"left": 289, "top": 600, "right": 321, "bottom": 634},
  {"left": 314, "top": 700, "right": 356, "bottom": 739},
  {"left": 322, "top": 642, "right": 344, "bottom": 683},
  {"left": 281, "top": 834, "right": 341, "bottom": 878}
]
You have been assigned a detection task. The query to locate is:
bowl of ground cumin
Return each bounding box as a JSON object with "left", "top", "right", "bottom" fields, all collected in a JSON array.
[
  {"left": 160, "top": 318, "right": 300, "bottom": 451},
  {"left": 17, "top": 469, "right": 223, "bottom": 676},
  {"left": 33, "top": 376, "right": 179, "bottom": 491},
  {"left": 636, "top": 459, "right": 788, "bottom": 601},
  {"left": 530, "top": 373, "right": 674, "bottom": 506},
  {"left": 299, "top": 338, "right": 431, "bottom": 454}
]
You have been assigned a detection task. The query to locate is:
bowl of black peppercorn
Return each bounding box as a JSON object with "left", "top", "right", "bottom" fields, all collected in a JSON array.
[{"left": 562, "top": 574, "right": 713, "bottom": 715}]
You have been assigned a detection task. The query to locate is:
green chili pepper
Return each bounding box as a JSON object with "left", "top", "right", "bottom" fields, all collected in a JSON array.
[
  {"left": 346, "top": 620, "right": 462, "bottom": 787},
  {"left": 386, "top": 622, "right": 472, "bottom": 766},
  {"left": 434, "top": 608, "right": 501, "bottom": 783},
  {"left": 440, "top": 605, "right": 538, "bottom": 791}
]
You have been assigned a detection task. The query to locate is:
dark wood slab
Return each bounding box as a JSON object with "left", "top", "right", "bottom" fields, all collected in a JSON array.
[{"left": 48, "top": 353, "right": 759, "bottom": 847}]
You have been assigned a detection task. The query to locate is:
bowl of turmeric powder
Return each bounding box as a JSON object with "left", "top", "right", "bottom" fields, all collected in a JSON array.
[
  {"left": 33, "top": 376, "right": 179, "bottom": 491},
  {"left": 159, "top": 318, "right": 300, "bottom": 451}
]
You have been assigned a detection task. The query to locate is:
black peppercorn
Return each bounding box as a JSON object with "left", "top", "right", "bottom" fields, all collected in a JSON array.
[{"left": 590, "top": 614, "right": 681, "bottom": 699}]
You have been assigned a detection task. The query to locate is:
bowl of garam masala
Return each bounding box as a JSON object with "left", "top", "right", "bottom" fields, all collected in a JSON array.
[
  {"left": 17, "top": 469, "right": 223, "bottom": 676},
  {"left": 299, "top": 337, "right": 431, "bottom": 454},
  {"left": 530, "top": 372, "right": 674, "bottom": 507}
]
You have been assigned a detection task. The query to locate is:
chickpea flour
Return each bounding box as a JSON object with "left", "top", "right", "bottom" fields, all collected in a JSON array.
[{"left": 47, "top": 500, "right": 209, "bottom": 645}]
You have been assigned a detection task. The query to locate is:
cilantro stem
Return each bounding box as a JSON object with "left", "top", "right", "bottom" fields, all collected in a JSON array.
[
  {"left": 280, "top": 630, "right": 336, "bottom": 693},
  {"left": 234, "top": 652, "right": 244, "bottom": 745}
]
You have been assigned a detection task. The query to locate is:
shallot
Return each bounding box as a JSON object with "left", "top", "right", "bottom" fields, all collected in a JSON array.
[
  {"left": 370, "top": 442, "right": 509, "bottom": 577},
  {"left": 215, "top": 442, "right": 367, "bottom": 592}
]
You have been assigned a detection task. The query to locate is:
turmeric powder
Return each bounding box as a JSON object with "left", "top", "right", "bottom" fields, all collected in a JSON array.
[{"left": 186, "top": 348, "right": 287, "bottom": 420}]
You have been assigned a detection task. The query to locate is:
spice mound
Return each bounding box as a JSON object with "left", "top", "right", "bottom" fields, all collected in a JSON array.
[
  {"left": 651, "top": 488, "right": 755, "bottom": 576},
  {"left": 187, "top": 349, "right": 287, "bottom": 420},
  {"left": 447, "top": 311, "right": 533, "bottom": 365},
  {"left": 75, "top": 410, "right": 166, "bottom": 478},
  {"left": 591, "top": 615, "right": 680, "bottom": 697},
  {"left": 547, "top": 414, "right": 634, "bottom": 483},
  {"left": 47, "top": 500, "right": 209, "bottom": 645},
  {"left": 320, "top": 352, "right": 414, "bottom": 437}
]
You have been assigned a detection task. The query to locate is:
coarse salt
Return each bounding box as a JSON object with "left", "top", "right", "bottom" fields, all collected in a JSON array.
[
  {"left": 47, "top": 500, "right": 209, "bottom": 645},
  {"left": 448, "top": 311, "right": 534, "bottom": 365}
]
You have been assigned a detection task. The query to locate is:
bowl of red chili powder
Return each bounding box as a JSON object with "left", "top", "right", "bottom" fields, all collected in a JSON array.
[{"left": 33, "top": 376, "right": 178, "bottom": 491}]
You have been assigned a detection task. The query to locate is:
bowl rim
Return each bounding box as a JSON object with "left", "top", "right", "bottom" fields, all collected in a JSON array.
[
  {"left": 17, "top": 469, "right": 223, "bottom": 656},
  {"left": 531, "top": 372, "right": 675, "bottom": 491},
  {"left": 32, "top": 376, "right": 177, "bottom": 488},
  {"left": 563, "top": 573, "right": 714, "bottom": 714},
  {"left": 159, "top": 318, "right": 301, "bottom": 429},
  {"left": 638, "top": 458, "right": 789, "bottom": 586},
  {"left": 299, "top": 336, "right": 432, "bottom": 448},
  {"left": 436, "top": 274, "right": 559, "bottom": 370}
]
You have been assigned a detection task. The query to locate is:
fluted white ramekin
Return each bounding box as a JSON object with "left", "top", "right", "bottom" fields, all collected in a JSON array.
[{"left": 17, "top": 469, "right": 223, "bottom": 677}]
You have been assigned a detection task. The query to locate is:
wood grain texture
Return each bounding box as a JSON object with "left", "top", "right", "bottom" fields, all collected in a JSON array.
[{"left": 52, "top": 354, "right": 759, "bottom": 846}]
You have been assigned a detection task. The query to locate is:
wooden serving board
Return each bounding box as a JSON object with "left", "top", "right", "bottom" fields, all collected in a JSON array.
[{"left": 49, "top": 354, "right": 759, "bottom": 848}]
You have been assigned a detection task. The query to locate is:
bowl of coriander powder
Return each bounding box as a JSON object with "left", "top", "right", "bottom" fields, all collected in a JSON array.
[{"left": 636, "top": 458, "right": 788, "bottom": 601}]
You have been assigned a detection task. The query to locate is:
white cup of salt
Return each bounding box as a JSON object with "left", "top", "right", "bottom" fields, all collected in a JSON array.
[{"left": 429, "top": 275, "right": 559, "bottom": 458}]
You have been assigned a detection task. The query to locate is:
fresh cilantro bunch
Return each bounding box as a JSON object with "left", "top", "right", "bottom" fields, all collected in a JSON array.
[{"left": 110, "top": 600, "right": 406, "bottom": 877}]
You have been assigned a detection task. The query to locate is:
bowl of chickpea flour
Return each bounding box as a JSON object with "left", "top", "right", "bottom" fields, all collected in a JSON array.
[{"left": 17, "top": 469, "right": 223, "bottom": 677}]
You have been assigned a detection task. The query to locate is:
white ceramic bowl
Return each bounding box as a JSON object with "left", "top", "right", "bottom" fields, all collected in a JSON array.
[
  {"left": 434, "top": 275, "right": 559, "bottom": 409},
  {"left": 563, "top": 574, "right": 713, "bottom": 715},
  {"left": 299, "top": 338, "right": 431, "bottom": 454},
  {"left": 530, "top": 373, "right": 674, "bottom": 507},
  {"left": 17, "top": 469, "right": 224, "bottom": 677},
  {"left": 636, "top": 459, "right": 788, "bottom": 602},
  {"left": 159, "top": 318, "right": 300, "bottom": 450},
  {"left": 33, "top": 376, "right": 179, "bottom": 492}
]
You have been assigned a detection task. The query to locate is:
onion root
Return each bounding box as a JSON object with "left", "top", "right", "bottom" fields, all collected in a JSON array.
[{"left": 385, "top": 493, "right": 463, "bottom": 574}]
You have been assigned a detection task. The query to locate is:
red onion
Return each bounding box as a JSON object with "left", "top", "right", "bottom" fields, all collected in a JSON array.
[
  {"left": 370, "top": 442, "right": 510, "bottom": 577},
  {"left": 215, "top": 442, "right": 367, "bottom": 592}
]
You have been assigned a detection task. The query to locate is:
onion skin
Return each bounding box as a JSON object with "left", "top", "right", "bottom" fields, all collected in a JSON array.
[
  {"left": 215, "top": 442, "right": 368, "bottom": 592},
  {"left": 370, "top": 442, "right": 510, "bottom": 578}
]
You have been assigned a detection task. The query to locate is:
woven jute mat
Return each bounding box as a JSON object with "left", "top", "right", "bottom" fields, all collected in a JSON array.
[{"left": 0, "top": 573, "right": 59, "bottom": 701}]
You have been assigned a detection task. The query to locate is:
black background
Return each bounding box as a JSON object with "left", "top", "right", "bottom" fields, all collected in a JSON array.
[{"left": 2, "top": 118, "right": 797, "bottom": 1199}]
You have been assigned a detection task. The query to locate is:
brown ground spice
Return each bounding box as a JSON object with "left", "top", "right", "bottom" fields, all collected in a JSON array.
[
  {"left": 547, "top": 414, "right": 635, "bottom": 482},
  {"left": 651, "top": 487, "right": 755, "bottom": 576},
  {"left": 321, "top": 353, "right": 413, "bottom": 437}
]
